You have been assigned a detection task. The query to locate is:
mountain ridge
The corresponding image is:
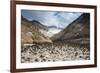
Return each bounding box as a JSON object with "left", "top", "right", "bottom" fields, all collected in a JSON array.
[
  {"left": 21, "top": 16, "right": 52, "bottom": 46},
  {"left": 51, "top": 13, "right": 90, "bottom": 47}
]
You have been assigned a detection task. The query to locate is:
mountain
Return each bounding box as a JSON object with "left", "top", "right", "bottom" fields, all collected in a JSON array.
[
  {"left": 31, "top": 20, "right": 48, "bottom": 31},
  {"left": 48, "top": 25, "right": 63, "bottom": 29},
  {"left": 46, "top": 25, "right": 62, "bottom": 37},
  {"left": 21, "top": 16, "right": 52, "bottom": 45},
  {"left": 51, "top": 13, "right": 90, "bottom": 46}
]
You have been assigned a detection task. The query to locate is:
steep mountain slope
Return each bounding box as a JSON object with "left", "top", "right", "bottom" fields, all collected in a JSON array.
[
  {"left": 51, "top": 13, "right": 90, "bottom": 45},
  {"left": 21, "top": 16, "right": 52, "bottom": 45}
]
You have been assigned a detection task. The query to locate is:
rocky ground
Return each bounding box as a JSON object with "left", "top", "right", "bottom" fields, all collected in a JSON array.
[{"left": 21, "top": 43, "right": 90, "bottom": 63}]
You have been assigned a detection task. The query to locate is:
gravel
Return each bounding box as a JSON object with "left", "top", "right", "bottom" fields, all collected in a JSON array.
[{"left": 21, "top": 43, "right": 90, "bottom": 63}]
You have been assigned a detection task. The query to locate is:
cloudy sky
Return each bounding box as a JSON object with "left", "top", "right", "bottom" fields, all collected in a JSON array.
[
  {"left": 21, "top": 10, "right": 83, "bottom": 35},
  {"left": 21, "top": 10, "right": 82, "bottom": 28}
]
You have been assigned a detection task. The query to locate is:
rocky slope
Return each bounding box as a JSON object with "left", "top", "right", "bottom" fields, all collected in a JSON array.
[
  {"left": 21, "top": 16, "right": 52, "bottom": 46},
  {"left": 51, "top": 13, "right": 90, "bottom": 47}
]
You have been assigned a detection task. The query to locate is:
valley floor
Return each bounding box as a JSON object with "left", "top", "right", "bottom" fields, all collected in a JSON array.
[{"left": 21, "top": 43, "right": 90, "bottom": 63}]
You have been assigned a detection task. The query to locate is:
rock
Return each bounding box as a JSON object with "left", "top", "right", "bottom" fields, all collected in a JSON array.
[{"left": 21, "top": 43, "right": 90, "bottom": 63}]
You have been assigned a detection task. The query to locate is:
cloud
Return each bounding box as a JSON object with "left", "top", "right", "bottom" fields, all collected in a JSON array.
[{"left": 21, "top": 10, "right": 82, "bottom": 28}]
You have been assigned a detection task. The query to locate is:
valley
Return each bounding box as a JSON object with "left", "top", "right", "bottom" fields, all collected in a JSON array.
[{"left": 21, "top": 13, "right": 90, "bottom": 63}]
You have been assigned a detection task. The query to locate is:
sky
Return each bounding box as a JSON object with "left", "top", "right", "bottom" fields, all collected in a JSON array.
[
  {"left": 21, "top": 10, "right": 82, "bottom": 28},
  {"left": 21, "top": 10, "right": 83, "bottom": 35}
]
